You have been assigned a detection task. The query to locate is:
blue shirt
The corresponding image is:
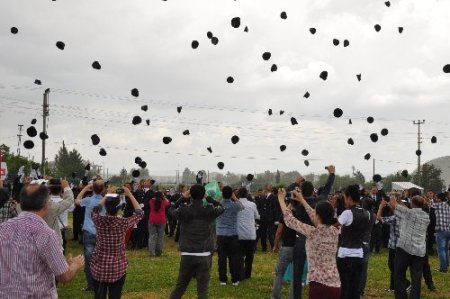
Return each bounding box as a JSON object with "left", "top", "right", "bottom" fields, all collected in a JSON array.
[
  {"left": 80, "top": 194, "right": 104, "bottom": 235},
  {"left": 216, "top": 199, "right": 243, "bottom": 236},
  {"left": 237, "top": 198, "right": 260, "bottom": 240}
]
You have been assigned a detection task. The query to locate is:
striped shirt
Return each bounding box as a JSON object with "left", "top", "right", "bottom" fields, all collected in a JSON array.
[
  {"left": 0, "top": 212, "right": 68, "bottom": 299},
  {"left": 432, "top": 202, "right": 450, "bottom": 232}
]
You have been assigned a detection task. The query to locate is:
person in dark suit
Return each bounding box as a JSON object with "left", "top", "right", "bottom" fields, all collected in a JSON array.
[{"left": 255, "top": 186, "right": 278, "bottom": 251}]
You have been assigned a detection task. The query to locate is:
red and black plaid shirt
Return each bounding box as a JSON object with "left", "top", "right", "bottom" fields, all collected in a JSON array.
[{"left": 90, "top": 208, "right": 143, "bottom": 282}]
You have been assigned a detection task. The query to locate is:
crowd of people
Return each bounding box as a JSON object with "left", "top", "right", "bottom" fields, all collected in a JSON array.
[{"left": 0, "top": 165, "right": 449, "bottom": 299}]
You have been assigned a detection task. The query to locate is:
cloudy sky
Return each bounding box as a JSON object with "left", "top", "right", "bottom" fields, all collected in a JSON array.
[{"left": 1, "top": 0, "right": 449, "bottom": 180}]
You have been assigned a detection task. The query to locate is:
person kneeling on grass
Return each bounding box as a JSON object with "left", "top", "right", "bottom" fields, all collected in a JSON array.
[{"left": 90, "top": 187, "right": 143, "bottom": 299}]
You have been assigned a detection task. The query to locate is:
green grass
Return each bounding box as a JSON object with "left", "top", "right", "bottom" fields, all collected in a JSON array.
[{"left": 58, "top": 237, "right": 450, "bottom": 299}]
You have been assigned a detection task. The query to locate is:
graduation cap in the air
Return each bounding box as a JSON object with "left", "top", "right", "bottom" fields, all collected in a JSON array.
[
  {"left": 231, "top": 135, "right": 240, "bottom": 144},
  {"left": 381, "top": 128, "right": 389, "bottom": 136},
  {"left": 319, "top": 71, "right": 328, "bottom": 80},
  {"left": 431, "top": 136, "right": 437, "bottom": 143},
  {"left": 85, "top": 163, "right": 91, "bottom": 171},
  {"left": 139, "top": 161, "right": 147, "bottom": 169},
  {"left": 31, "top": 118, "right": 37, "bottom": 125},
  {"left": 183, "top": 129, "right": 190, "bottom": 135},
  {"left": 10, "top": 27, "right": 18, "bottom": 34},
  {"left": 304, "top": 160, "right": 310, "bottom": 167},
  {"left": 99, "top": 148, "right": 107, "bottom": 156},
  {"left": 364, "top": 153, "right": 371, "bottom": 160},
  {"left": 398, "top": 27, "right": 404, "bottom": 34},
  {"left": 373, "top": 174, "right": 382, "bottom": 183},
  {"left": 280, "top": 12, "right": 287, "bottom": 19},
  {"left": 23, "top": 140, "right": 34, "bottom": 149},
  {"left": 301, "top": 149, "right": 309, "bottom": 156},
  {"left": 309, "top": 28, "right": 316, "bottom": 34},
  {"left": 231, "top": 17, "right": 241, "bottom": 28},
  {"left": 246, "top": 174, "right": 254, "bottom": 181},
  {"left": 132, "top": 170, "right": 140, "bottom": 178},
  {"left": 348, "top": 119, "right": 352, "bottom": 125},
  {"left": 211, "top": 37, "right": 219, "bottom": 45},
  {"left": 244, "top": 26, "right": 249, "bottom": 32},
  {"left": 268, "top": 109, "right": 273, "bottom": 115},
  {"left": 39, "top": 132, "right": 48, "bottom": 140},
  {"left": 227, "top": 76, "right": 234, "bottom": 83},
  {"left": 56, "top": 41, "right": 65, "bottom": 50},
  {"left": 385, "top": 1, "right": 391, "bottom": 7},
  {"left": 279, "top": 110, "right": 284, "bottom": 115},
  {"left": 304, "top": 91, "right": 310, "bottom": 99},
  {"left": 367, "top": 116, "right": 374, "bottom": 124},
  {"left": 177, "top": 106, "right": 182, "bottom": 113},
  {"left": 262, "top": 52, "right": 271, "bottom": 61},
  {"left": 135, "top": 157, "right": 142, "bottom": 164},
  {"left": 356, "top": 74, "right": 362, "bottom": 81},
  {"left": 443, "top": 64, "right": 450, "bottom": 73},
  {"left": 343, "top": 40, "right": 350, "bottom": 47},
  {"left": 347, "top": 138, "right": 354, "bottom": 145},
  {"left": 207, "top": 31, "right": 213, "bottom": 39},
  {"left": 370, "top": 133, "right": 378, "bottom": 142},
  {"left": 416, "top": 149, "right": 422, "bottom": 156},
  {"left": 374, "top": 24, "right": 381, "bottom": 32},
  {"left": 290, "top": 117, "right": 298, "bottom": 125},
  {"left": 163, "top": 137, "right": 172, "bottom": 144},
  {"left": 207, "top": 146, "right": 212, "bottom": 153},
  {"left": 92, "top": 61, "right": 101, "bottom": 70},
  {"left": 34, "top": 79, "right": 42, "bottom": 85},
  {"left": 280, "top": 145, "right": 286, "bottom": 152},
  {"left": 131, "top": 88, "right": 139, "bottom": 97},
  {"left": 217, "top": 162, "right": 224, "bottom": 170},
  {"left": 271, "top": 64, "right": 278, "bottom": 72},
  {"left": 333, "top": 39, "right": 339, "bottom": 46},
  {"left": 26, "top": 126, "right": 37, "bottom": 137},
  {"left": 333, "top": 108, "right": 343, "bottom": 118},
  {"left": 191, "top": 40, "right": 199, "bottom": 49},
  {"left": 401, "top": 170, "right": 408, "bottom": 178},
  {"left": 145, "top": 119, "right": 150, "bottom": 126},
  {"left": 132, "top": 116, "right": 142, "bottom": 125},
  {"left": 91, "top": 134, "right": 100, "bottom": 145},
  {"left": 141, "top": 105, "right": 148, "bottom": 112}
]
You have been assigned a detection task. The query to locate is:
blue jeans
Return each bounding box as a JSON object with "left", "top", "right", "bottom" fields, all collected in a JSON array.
[
  {"left": 272, "top": 246, "right": 294, "bottom": 299},
  {"left": 148, "top": 223, "right": 166, "bottom": 256},
  {"left": 83, "top": 231, "right": 97, "bottom": 289},
  {"left": 436, "top": 230, "right": 450, "bottom": 272}
]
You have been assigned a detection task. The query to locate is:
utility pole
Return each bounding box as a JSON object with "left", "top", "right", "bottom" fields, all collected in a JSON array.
[
  {"left": 372, "top": 158, "right": 375, "bottom": 177},
  {"left": 413, "top": 120, "right": 425, "bottom": 185},
  {"left": 17, "top": 124, "right": 23, "bottom": 156},
  {"left": 41, "top": 89, "right": 50, "bottom": 176}
]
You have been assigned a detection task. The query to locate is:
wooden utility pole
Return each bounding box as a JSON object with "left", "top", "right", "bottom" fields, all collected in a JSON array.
[
  {"left": 41, "top": 89, "right": 50, "bottom": 176},
  {"left": 413, "top": 120, "right": 425, "bottom": 185}
]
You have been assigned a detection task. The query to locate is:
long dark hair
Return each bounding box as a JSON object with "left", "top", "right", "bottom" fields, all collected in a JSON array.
[
  {"left": 154, "top": 191, "right": 164, "bottom": 212},
  {"left": 315, "top": 201, "right": 337, "bottom": 226}
]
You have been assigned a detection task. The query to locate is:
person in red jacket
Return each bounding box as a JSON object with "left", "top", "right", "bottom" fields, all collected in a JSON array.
[{"left": 148, "top": 191, "right": 170, "bottom": 256}]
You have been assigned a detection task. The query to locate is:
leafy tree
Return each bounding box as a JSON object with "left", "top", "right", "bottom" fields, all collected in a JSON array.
[
  {"left": 54, "top": 142, "right": 85, "bottom": 179},
  {"left": 413, "top": 163, "right": 444, "bottom": 192},
  {"left": 181, "top": 167, "right": 196, "bottom": 184},
  {"left": 352, "top": 166, "right": 366, "bottom": 185},
  {"left": 275, "top": 170, "right": 281, "bottom": 184},
  {"left": 109, "top": 168, "right": 131, "bottom": 186}
]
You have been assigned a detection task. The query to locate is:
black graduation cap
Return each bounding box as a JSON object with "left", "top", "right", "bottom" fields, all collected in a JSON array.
[
  {"left": 367, "top": 116, "right": 374, "bottom": 123},
  {"left": 177, "top": 106, "right": 182, "bottom": 113},
  {"left": 416, "top": 149, "right": 422, "bottom": 156},
  {"left": 280, "top": 145, "right": 286, "bottom": 151},
  {"left": 10, "top": 27, "right": 18, "bottom": 34},
  {"left": 132, "top": 116, "right": 142, "bottom": 125},
  {"left": 309, "top": 28, "right": 316, "bottom": 34},
  {"left": 211, "top": 37, "right": 219, "bottom": 45},
  {"left": 56, "top": 41, "right": 65, "bottom": 50},
  {"left": 135, "top": 156, "right": 142, "bottom": 164},
  {"left": 227, "top": 76, "right": 234, "bottom": 83},
  {"left": 163, "top": 137, "right": 172, "bottom": 144},
  {"left": 244, "top": 26, "right": 249, "bottom": 32},
  {"left": 381, "top": 128, "right": 389, "bottom": 136},
  {"left": 401, "top": 170, "right": 408, "bottom": 178},
  {"left": 31, "top": 118, "right": 37, "bottom": 125},
  {"left": 304, "top": 91, "right": 310, "bottom": 98},
  {"left": 356, "top": 74, "right": 362, "bottom": 81},
  {"left": 141, "top": 105, "right": 148, "bottom": 112},
  {"left": 231, "top": 17, "right": 241, "bottom": 28},
  {"left": 443, "top": 64, "right": 450, "bottom": 73},
  {"left": 374, "top": 24, "right": 381, "bottom": 32},
  {"left": 319, "top": 71, "right": 328, "bottom": 80},
  {"left": 132, "top": 170, "right": 140, "bottom": 178},
  {"left": 207, "top": 31, "right": 213, "bottom": 39},
  {"left": 262, "top": 52, "right": 271, "bottom": 61},
  {"left": 373, "top": 174, "right": 382, "bottom": 182},
  {"left": 217, "top": 162, "right": 224, "bottom": 170},
  {"left": 139, "top": 161, "right": 147, "bottom": 168},
  {"left": 92, "top": 61, "right": 101, "bottom": 70},
  {"left": 385, "top": 1, "right": 391, "bottom": 7},
  {"left": 364, "top": 153, "right": 371, "bottom": 160},
  {"left": 26, "top": 126, "right": 37, "bottom": 137},
  {"left": 182, "top": 129, "right": 190, "bottom": 135},
  {"left": 246, "top": 174, "right": 254, "bottom": 181},
  {"left": 39, "top": 132, "right": 48, "bottom": 140},
  {"left": 231, "top": 135, "right": 240, "bottom": 144},
  {"left": 280, "top": 12, "right": 287, "bottom": 19},
  {"left": 146, "top": 119, "right": 150, "bottom": 126},
  {"left": 431, "top": 136, "right": 437, "bottom": 143},
  {"left": 279, "top": 110, "right": 284, "bottom": 115},
  {"left": 333, "top": 39, "right": 339, "bottom": 46},
  {"left": 301, "top": 149, "right": 309, "bottom": 156},
  {"left": 207, "top": 146, "right": 212, "bottom": 153},
  {"left": 347, "top": 138, "right": 354, "bottom": 145},
  {"left": 271, "top": 64, "right": 278, "bottom": 72},
  {"left": 131, "top": 88, "right": 139, "bottom": 97},
  {"left": 34, "top": 79, "right": 42, "bottom": 85},
  {"left": 343, "top": 40, "right": 350, "bottom": 47},
  {"left": 268, "top": 109, "right": 273, "bottom": 115},
  {"left": 304, "top": 160, "right": 310, "bottom": 167},
  {"left": 23, "top": 140, "right": 34, "bottom": 149},
  {"left": 333, "top": 108, "right": 343, "bottom": 118},
  {"left": 97, "top": 148, "right": 106, "bottom": 156},
  {"left": 290, "top": 117, "right": 298, "bottom": 125},
  {"left": 370, "top": 133, "right": 378, "bottom": 142},
  {"left": 191, "top": 40, "right": 199, "bottom": 49},
  {"left": 398, "top": 27, "right": 404, "bottom": 34},
  {"left": 91, "top": 134, "right": 100, "bottom": 145},
  {"left": 85, "top": 163, "right": 91, "bottom": 171},
  {"left": 348, "top": 119, "right": 352, "bottom": 125}
]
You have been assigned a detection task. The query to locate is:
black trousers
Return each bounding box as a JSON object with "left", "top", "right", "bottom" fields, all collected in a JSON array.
[
  {"left": 293, "top": 236, "right": 307, "bottom": 299},
  {"left": 93, "top": 275, "right": 126, "bottom": 299},
  {"left": 217, "top": 235, "right": 240, "bottom": 283},
  {"left": 394, "top": 247, "right": 424, "bottom": 299},
  {"left": 422, "top": 253, "right": 434, "bottom": 287},
  {"left": 238, "top": 240, "right": 256, "bottom": 280},
  {"left": 337, "top": 256, "right": 364, "bottom": 299},
  {"left": 370, "top": 223, "right": 382, "bottom": 253},
  {"left": 134, "top": 221, "right": 148, "bottom": 249},
  {"left": 257, "top": 221, "right": 269, "bottom": 251},
  {"left": 170, "top": 255, "right": 212, "bottom": 299},
  {"left": 167, "top": 214, "right": 177, "bottom": 237}
]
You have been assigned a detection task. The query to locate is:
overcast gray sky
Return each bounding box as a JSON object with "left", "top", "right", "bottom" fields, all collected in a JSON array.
[{"left": 1, "top": 0, "right": 449, "bottom": 180}]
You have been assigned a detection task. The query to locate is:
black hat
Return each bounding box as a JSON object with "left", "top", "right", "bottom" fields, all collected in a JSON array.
[
  {"left": 262, "top": 52, "right": 271, "bottom": 60},
  {"left": 443, "top": 64, "right": 450, "bottom": 73},
  {"left": 309, "top": 28, "right": 316, "bottom": 34},
  {"left": 319, "top": 71, "right": 328, "bottom": 80},
  {"left": 217, "top": 162, "right": 224, "bottom": 170},
  {"left": 99, "top": 148, "right": 107, "bottom": 156},
  {"left": 304, "top": 160, "right": 310, "bottom": 167},
  {"left": 150, "top": 179, "right": 156, "bottom": 184},
  {"left": 347, "top": 138, "right": 354, "bottom": 145},
  {"left": 56, "top": 41, "right": 65, "bottom": 50},
  {"left": 227, "top": 76, "right": 234, "bottom": 83},
  {"left": 348, "top": 119, "right": 352, "bottom": 125},
  {"left": 271, "top": 64, "right": 278, "bottom": 72},
  {"left": 85, "top": 163, "right": 91, "bottom": 171},
  {"left": 373, "top": 174, "right": 382, "bottom": 182},
  {"left": 279, "top": 110, "right": 284, "bottom": 115},
  {"left": 231, "top": 135, "right": 240, "bottom": 144},
  {"left": 290, "top": 117, "right": 298, "bottom": 125},
  {"left": 398, "top": 27, "right": 404, "bottom": 34},
  {"left": 26, "top": 126, "right": 37, "bottom": 137},
  {"left": 374, "top": 24, "right": 381, "bottom": 32},
  {"left": 304, "top": 91, "right": 310, "bottom": 98},
  {"left": 135, "top": 156, "right": 142, "bottom": 164},
  {"left": 343, "top": 40, "right": 350, "bottom": 47},
  {"left": 34, "top": 79, "right": 42, "bottom": 85},
  {"left": 244, "top": 26, "right": 249, "bottom": 32},
  {"left": 333, "top": 38, "right": 339, "bottom": 46},
  {"left": 356, "top": 74, "right": 361, "bottom": 81},
  {"left": 31, "top": 118, "right": 37, "bottom": 125},
  {"left": 301, "top": 149, "right": 309, "bottom": 156},
  {"left": 141, "top": 105, "right": 148, "bottom": 112},
  {"left": 416, "top": 149, "right": 422, "bottom": 156},
  {"left": 364, "top": 153, "right": 371, "bottom": 160},
  {"left": 401, "top": 169, "right": 408, "bottom": 178},
  {"left": 23, "top": 140, "right": 34, "bottom": 149},
  {"left": 280, "top": 11, "right": 287, "bottom": 19},
  {"left": 10, "top": 27, "right": 18, "bottom": 34},
  {"left": 431, "top": 136, "right": 437, "bottom": 143},
  {"left": 132, "top": 116, "right": 142, "bottom": 125},
  {"left": 177, "top": 106, "right": 182, "bottom": 113},
  {"left": 211, "top": 37, "right": 219, "bottom": 45},
  {"left": 146, "top": 119, "right": 150, "bottom": 126},
  {"left": 91, "top": 134, "right": 100, "bottom": 145},
  {"left": 268, "top": 109, "right": 273, "bottom": 115},
  {"left": 182, "top": 129, "right": 190, "bottom": 135},
  {"left": 131, "top": 88, "right": 139, "bottom": 97},
  {"left": 207, "top": 31, "right": 213, "bottom": 39},
  {"left": 381, "top": 128, "right": 389, "bottom": 136},
  {"left": 163, "top": 137, "right": 172, "bottom": 144},
  {"left": 132, "top": 170, "right": 140, "bottom": 178},
  {"left": 48, "top": 178, "right": 61, "bottom": 186},
  {"left": 280, "top": 145, "right": 286, "bottom": 151},
  {"left": 39, "top": 132, "right": 48, "bottom": 140},
  {"left": 367, "top": 116, "right": 374, "bottom": 123},
  {"left": 207, "top": 146, "right": 212, "bottom": 153},
  {"left": 333, "top": 108, "right": 343, "bottom": 118},
  {"left": 191, "top": 40, "right": 199, "bottom": 49},
  {"left": 231, "top": 17, "right": 241, "bottom": 28},
  {"left": 370, "top": 133, "right": 378, "bottom": 142},
  {"left": 246, "top": 174, "right": 254, "bottom": 181},
  {"left": 385, "top": 1, "right": 391, "bottom": 7},
  {"left": 139, "top": 161, "right": 147, "bottom": 168},
  {"left": 92, "top": 61, "right": 101, "bottom": 70}
]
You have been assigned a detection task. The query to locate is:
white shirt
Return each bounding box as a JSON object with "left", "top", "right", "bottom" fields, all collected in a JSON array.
[
  {"left": 236, "top": 198, "right": 260, "bottom": 240},
  {"left": 337, "top": 209, "right": 363, "bottom": 258},
  {"left": 50, "top": 194, "right": 74, "bottom": 229}
]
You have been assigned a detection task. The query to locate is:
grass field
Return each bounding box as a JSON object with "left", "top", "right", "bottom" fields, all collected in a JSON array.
[{"left": 58, "top": 236, "right": 450, "bottom": 299}]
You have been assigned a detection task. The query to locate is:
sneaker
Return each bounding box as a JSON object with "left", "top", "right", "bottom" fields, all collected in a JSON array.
[
  {"left": 232, "top": 281, "right": 239, "bottom": 286},
  {"left": 428, "top": 284, "right": 436, "bottom": 291},
  {"left": 219, "top": 282, "right": 226, "bottom": 286}
]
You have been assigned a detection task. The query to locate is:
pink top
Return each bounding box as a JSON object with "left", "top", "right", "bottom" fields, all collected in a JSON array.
[
  {"left": 283, "top": 208, "right": 341, "bottom": 288},
  {"left": 149, "top": 198, "right": 170, "bottom": 224}
]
